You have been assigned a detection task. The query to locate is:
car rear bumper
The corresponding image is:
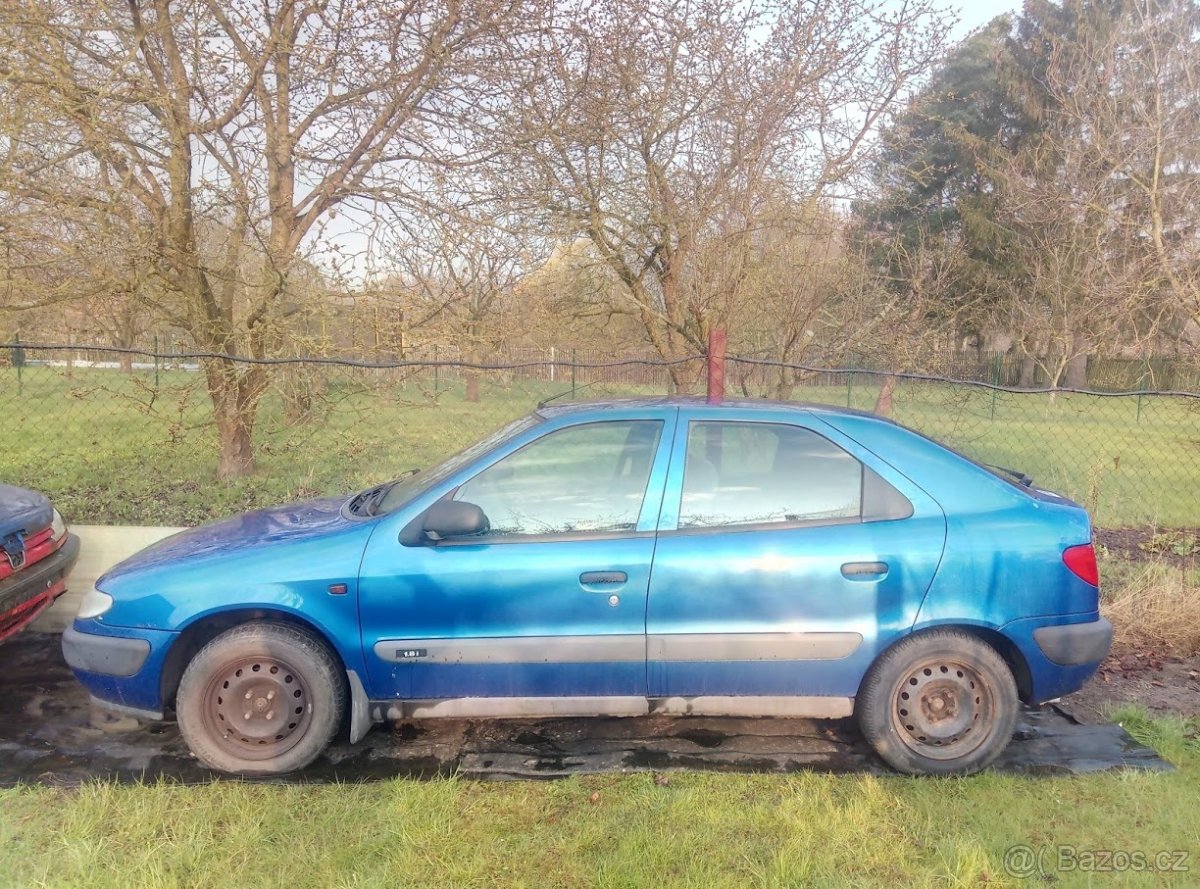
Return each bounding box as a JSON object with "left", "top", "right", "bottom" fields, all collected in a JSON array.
[
  {"left": 1002, "top": 614, "right": 1112, "bottom": 703},
  {"left": 1033, "top": 617, "right": 1113, "bottom": 666},
  {"left": 0, "top": 533, "right": 80, "bottom": 640}
]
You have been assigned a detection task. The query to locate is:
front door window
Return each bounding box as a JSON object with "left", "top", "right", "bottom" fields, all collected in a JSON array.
[{"left": 454, "top": 420, "right": 663, "bottom": 537}]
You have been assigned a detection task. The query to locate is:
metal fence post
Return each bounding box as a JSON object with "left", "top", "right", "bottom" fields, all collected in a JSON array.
[
  {"left": 571, "top": 348, "right": 577, "bottom": 399},
  {"left": 153, "top": 334, "right": 160, "bottom": 388},
  {"left": 706, "top": 328, "right": 726, "bottom": 404},
  {"left": 990, "top": 353, "right": 1000, "bottom": 420},
  {"left": 1136, "top": 361, "right": 1147, "bottom": 424},
  {"left": 433, "top": 344, "right": 439, "bottom": 395},
  {"left": 846, "top": 354, "right": 854, "bottom": 408},
  {"left": 13, "top": 331, "right": 21, "bottom": 395}
]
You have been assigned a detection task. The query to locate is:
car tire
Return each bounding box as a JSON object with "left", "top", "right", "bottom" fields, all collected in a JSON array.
[
  {"left": 176, "top": 622, "right": 345, "bottom": 776},
  {"left": 856, "top": 630, "right": 1018, "bottom": 776}
]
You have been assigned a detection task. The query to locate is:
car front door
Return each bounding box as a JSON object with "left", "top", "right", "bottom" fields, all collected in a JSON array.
[
  {"left": 357, "top": 409, "right": 676, "bottom": 711},
  {"left": 645, "top": 408, "right": 946, "bottom": 711}
]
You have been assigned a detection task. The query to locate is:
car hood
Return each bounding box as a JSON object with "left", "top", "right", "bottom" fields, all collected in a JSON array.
[
  {"left": 0, "top": 483, "right": 53, "bottom": 540},
  {"left": 101, "top": 496, "right": 357, "bottom": 578}
]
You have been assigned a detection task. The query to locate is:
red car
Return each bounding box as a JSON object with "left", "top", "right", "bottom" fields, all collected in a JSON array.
[{"left": 0, "top": 483, "right": 80, "bottom": 641}]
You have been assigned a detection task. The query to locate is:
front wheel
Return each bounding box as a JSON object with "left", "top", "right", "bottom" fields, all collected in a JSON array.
[
  {"left": 176, "top": 622, "right": 345, "bottom": 775},
  {"left": 856, "top": 630, "right": 1018, "bottom": 775}
]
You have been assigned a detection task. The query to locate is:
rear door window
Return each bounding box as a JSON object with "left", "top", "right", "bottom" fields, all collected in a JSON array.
[{"left": 679, "top": 421, "right": 864, "bottom": 529}]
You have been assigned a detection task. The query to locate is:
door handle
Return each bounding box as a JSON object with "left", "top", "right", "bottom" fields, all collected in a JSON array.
[
  {"left": 841, "top": 561, "right": 888, "bottom": 580},
  {"left": 580, "top": 571, "right": 627, "bottom": 586}
]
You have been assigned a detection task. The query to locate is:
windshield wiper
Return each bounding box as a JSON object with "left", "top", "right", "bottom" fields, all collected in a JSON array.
[
  {"left": 986, "top": 463, "right": 1033, "bottom": 487},
  {"left": 349, "top": 482, "right": 390, "bottom": 517},
  {"left": 537, "top": 381, "right": 598, "bottom": 409},
  {"left": 362, "top": 482, "right": 397, "bottom": 516},
  {"left": 352, "top": 469, "right": 422, "bottom": 517}
]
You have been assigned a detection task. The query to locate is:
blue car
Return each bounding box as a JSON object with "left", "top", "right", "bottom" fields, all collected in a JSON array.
[{"left": 64, "top": 398, "right": 1111, "bottom": 775}]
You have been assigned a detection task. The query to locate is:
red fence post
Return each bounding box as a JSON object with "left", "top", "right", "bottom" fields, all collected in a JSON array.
[{"left": 706, "top": 328, "right": 726, "bottom": 404}]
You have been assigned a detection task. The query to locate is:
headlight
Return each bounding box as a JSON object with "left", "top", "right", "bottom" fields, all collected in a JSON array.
[
  {"left": 50, "top": 508, "right": 67, "bottom": 541},
  {"left": 76, "top": 588, "right": 114, "bottom": 619}
]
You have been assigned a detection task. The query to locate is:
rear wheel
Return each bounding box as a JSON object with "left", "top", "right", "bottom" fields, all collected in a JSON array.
[
  {"left": 176, "top": 622, "right": 345, "bottom": 775},
  {"left": 857, "top": 630, "right": 1018, "bottom": 775}
]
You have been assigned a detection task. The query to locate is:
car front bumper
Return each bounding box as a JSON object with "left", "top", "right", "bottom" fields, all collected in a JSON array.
[
  {"left": 62, "top": 619, "right": 179, "bottom": 719},
  {"left": 62, "top": 622, "right": 151, "bottom": 677},
  {"left": 0, "top": 532, "right": 80, "bottom": 640}
]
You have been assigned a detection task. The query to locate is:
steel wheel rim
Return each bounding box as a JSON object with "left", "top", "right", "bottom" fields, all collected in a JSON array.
[
  {"left": 200, "top": 654, "right": 313, "bottom": 762},
  {"left": 891, "top": 657, "right": 994, "bottom": 761}
]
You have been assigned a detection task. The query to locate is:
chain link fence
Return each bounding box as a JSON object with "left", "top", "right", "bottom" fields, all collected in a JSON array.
[{"left": 2, "top": 343, "right": 1198, "bottom": 529}]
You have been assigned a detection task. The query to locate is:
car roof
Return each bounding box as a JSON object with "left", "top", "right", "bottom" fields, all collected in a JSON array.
[{"left": 534, "top": 395, "right": 887, "bottom": 422}]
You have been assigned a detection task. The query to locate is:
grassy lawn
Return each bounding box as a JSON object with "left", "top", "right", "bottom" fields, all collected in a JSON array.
[
  {"left": 0, "top": 710, "right": 1195, "bottom": 888},
  {"left": 2, "top": 365, "right": 1198, "bottom": 528}
]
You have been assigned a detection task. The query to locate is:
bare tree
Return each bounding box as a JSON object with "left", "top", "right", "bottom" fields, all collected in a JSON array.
[
  {"left": 380, "top": 198, "right": 531, "bottom": 402},
  {"left": 503, "top": 0, "right": 952, "bottom": 390},
  {"left": 1035, "top": 0, "right": 1200, "bottom": 345},
  {"left": 989, "top": 142, "right": 1142, "bottom": 396},
  {"left": 518, "top": 240, "right": 650, "bottom": 351},
  {"left": 704, "top": 200, "right": 887, "bottom": 399},
  {"left": 0, "top": 0, "right": 536, "bottom": 476}
]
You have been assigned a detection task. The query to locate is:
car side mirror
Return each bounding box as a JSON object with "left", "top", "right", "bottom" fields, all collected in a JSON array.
[{"left": 422, "top": 500, "right": 489, "bottom": 542}]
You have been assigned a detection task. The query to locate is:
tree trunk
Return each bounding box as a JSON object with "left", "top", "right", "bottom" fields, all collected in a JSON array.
[
  {"left": 667, "top": 360, "right": 698, "bottom": 395},
  {"left": 119, "top": 352, "right": 133, "bottom": 374},
  {"left": 1064, "top": 352, "right": 1088, "bottom": 389},
  {"left": 465, "top": 371, "right": 480, "bottom": 403},
  {"left": 1065, "top": 333, "right": 1092, "bottom": 389},
  {"left": 874, "top": 374, "right": 897, "bottom": 416},
  {"left": 1018, "top": 355, "right": 1036, "bottom": 388},
  {"left": 205, "top": 359, "right": 258, "bottom": 479},
  {"left": 1046, "top": 353, "right": 1070, "bottom": 406},
  {"left": 773, "top": 365, "right": 795, "bottom": 401},
  {"left": 738, "top": 370, "right": 752, "bottom": 398},
  {"left": 215, "top": 409, "right": 255, "bottom": 479}
]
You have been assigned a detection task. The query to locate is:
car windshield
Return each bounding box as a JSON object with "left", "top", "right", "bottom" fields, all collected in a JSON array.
[{"left": 356, "top": 413, "right": 542, "bottom": 517}]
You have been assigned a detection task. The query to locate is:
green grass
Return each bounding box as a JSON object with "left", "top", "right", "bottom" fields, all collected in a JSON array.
[
  {"left": 1, "top": 712, "right": 1196, "bottom": 888},
  {"left": 2, "top": 366, "right": 1198, "bottom": 527}
]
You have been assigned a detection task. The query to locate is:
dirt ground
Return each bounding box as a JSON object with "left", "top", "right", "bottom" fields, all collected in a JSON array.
[
  {"left": 1059, "top": 528, "right": 1200, "bottom": 724},
  {"left": 1059, "top": 644, "right": 1200, "bottom": 725},
  {"left": 1094, "top": 526, "right": 1198, "bottom": 568}
]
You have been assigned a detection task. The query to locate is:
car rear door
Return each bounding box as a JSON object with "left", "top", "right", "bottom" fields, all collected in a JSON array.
[
  {"left": 645, "top": 406, "right": 946, "bottom": 708},
  {"left": 357, "top": 408, "right": 676, "bottom": 708}
]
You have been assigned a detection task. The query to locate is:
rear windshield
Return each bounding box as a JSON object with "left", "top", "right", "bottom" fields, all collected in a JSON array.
[{"left": 899, "top": 424, "right": 1033, "bottom": 491}]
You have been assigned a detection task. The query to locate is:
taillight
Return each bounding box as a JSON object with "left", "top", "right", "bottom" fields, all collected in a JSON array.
[{"left": 1063, "top": 543, "right": 1099, "bottom": 586}]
